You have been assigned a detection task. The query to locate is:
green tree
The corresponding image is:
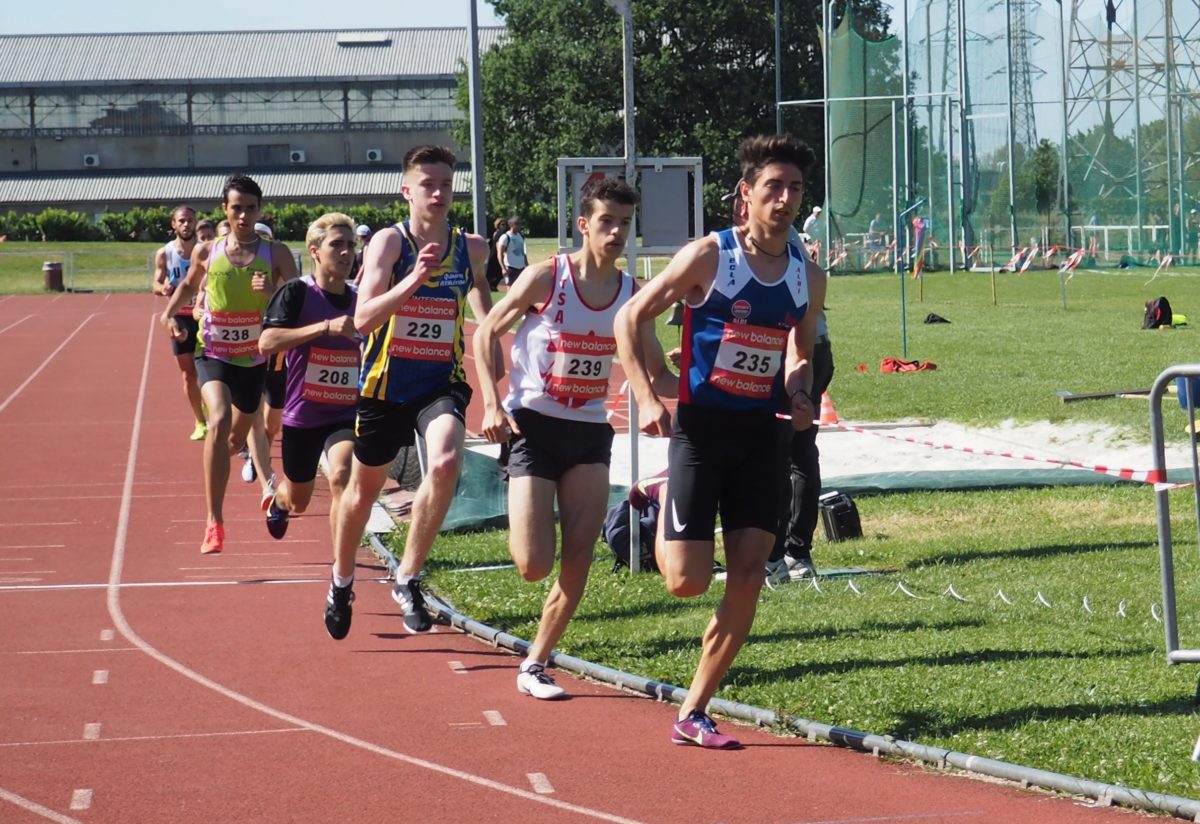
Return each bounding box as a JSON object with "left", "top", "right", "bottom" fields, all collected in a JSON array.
[{"left": 457, "top": 0, "right": 893, "bottom": 231}]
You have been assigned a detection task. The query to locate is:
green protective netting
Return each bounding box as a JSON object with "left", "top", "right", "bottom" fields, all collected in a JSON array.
[{"left": 439, "top": 448, "right": 628, "bottom": 533}]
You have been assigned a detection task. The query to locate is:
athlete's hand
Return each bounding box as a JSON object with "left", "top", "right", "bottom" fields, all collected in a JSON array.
[
  {"left": 398, "top": 243, "right": 442, "bottom": 292},
  {"left": 162, "top": 315, "right": 185, "bottom": 341},
  {"left": 480, "top": 405, "right": 519, "bottom": 444},
  {"left": 637, "top": 398, "right": 671, "bottom": 438},
  {"left": 790, "top": 392, "right": 815, "bottom": 431},
  {"left": 329, "top": 316, "right": 358, "bottom": 340},
  {"left": 160, "top": 281, "right": 175, "bottom": 297},
  {"left": 250, "top": 272, "right": 271, "bottom": 293}
]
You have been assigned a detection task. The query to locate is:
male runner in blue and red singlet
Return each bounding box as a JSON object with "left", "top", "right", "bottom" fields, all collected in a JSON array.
[
  {"left": 616, "top": 134, "right": 827, "bottom": 749},
  {"left": 328, "top": 145, "right": 501, "bottom": 638},
  {"left": 153, "top": 205, "right": 206, "bottom": 441}
]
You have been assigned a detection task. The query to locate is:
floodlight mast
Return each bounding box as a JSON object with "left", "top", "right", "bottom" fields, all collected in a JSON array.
[{"left": 467, "top": 0, "right": 486, "bottom": 236}]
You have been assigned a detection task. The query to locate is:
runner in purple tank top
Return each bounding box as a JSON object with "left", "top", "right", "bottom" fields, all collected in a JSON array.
[{"left": 259, "top": 213, "right": 361, "bottom": 640}]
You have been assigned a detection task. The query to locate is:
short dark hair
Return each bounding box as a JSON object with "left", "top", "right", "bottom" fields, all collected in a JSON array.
[
  {"left": 403, "top": 144, "right": 456, "bottom": 172},
  {"left": 579, "top": 178, "right": 639, "bottom": 219},
  {"left": 172, "top": 204, "right": 196, "bottom": 219},
  {"left": 737, "top": 134, "right": 816, "bottom": 185},
  {"left": 221, "top": 173, "right": 263, "bottom": 206},
  {"left": 195, "top": 219, "right": 215, "bottom": 232}
]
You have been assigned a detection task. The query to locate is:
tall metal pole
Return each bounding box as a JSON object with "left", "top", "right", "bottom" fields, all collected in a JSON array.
[
  {"left": 894, "top": 99, "right": 908, "bottom": 359},
  {"left": 956, "top": 0, "right": 973, "bottom": 262},
  {"left": 775, "top": 0, "right": 783, "bottom": 133},
  {"left": 946, "top": 95, "right": 956, "bottom": 271},
  {"left": 1164, "top": 0, "right": 1177, "bottom": 257},
  {"left": 822, "top": 0, "right": 832, "bottom": 263},
  {"left": 1132, "top": 0, "right": 1142, "bottom": 251},
  {"left": 467, "top": 1, "right": 486, "bottom": 236},
  {"left": 902, "top": 0, "right": 911, "bottom": 213},
  {"left": 1057, "top": 0, "right": 1070, "bottom": 250},
  {"left": 608, "top": 0, "right": 640, "bottom": 573},
  {"left": 1004, "top": 0, "right": 1019, "bottom": 256}
]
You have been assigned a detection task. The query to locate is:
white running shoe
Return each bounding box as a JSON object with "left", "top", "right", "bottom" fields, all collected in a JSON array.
[
  {"left": 241, "top": 454, "right": 256, "bottom": 483},
  {"left": 785, "top": 554, "right": 817, "bottom": 580},
  {"left": 764, "top": 558, "right": 791, "bottom": 586},
  {"left": 517, "top": 664, "right": 566, "bottom": 700}
]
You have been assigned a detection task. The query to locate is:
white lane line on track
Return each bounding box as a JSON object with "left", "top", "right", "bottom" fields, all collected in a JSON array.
[
  {"left": 4, "top": 648, "right": 137, "bottom": 656},
  {"left": 0, "top": 545, "right": 67, "bottom": 549},
  {"left": 483, "top": 710, "right": 506, "bottom": 726},
  {"left": 0, "top": 576, "right": 388, "bottom": 593},
  {"left": 81, "top": 724, "right": 100, "bottom": 741},
  {"left": 99, "top": 629, "right": 114, "bottom": 641},
  {"left": 0, "top": 313, "right": 95, "bottom": 416},
  {"left": 0, "top": 315, "right": 32, "bottom": 335},
  {"left": 0, "top": 728, "right": 304, "bottom": 748},
  {"left": 0, "top": 786, "right": 84, "bottom": 824},
  {"left": 448, "top": 660, "right": 467, "bottom": 673},
  {"left": 802, "top": 814, "right": 985, "bottom": 823},
  {"left": 68, "top": 789, "right": 92, "bottom": 811},
  {"left": 92, "top": 670, "right": 108, "bottom": 685},
  {"left": 527, "top": 773, "right": 555, "bottom": 794},
  {"left": 105, "top": 315, "right": 648, "bottom": 824}
]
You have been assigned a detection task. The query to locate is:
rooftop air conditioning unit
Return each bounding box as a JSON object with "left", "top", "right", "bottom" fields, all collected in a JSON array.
[
  {"left": 83, "top": 154, "right": 101, "bottom": 168},
  {"left": 366, "top": 148, "right": 383, "bottom": 163},
  {"left": 289, "top": 150, "right": 306, "bottom": 164}
]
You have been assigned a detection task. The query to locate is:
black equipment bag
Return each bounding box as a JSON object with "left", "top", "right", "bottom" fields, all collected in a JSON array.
[{"left": 819, "top": 491, "right": 862, "bottom": 542}]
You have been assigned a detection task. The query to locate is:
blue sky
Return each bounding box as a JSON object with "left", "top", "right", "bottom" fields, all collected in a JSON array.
[{"left": 5, "top": 1, "right": 504, "bottom": 33}]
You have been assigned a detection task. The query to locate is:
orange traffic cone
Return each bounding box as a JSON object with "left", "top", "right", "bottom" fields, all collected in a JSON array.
[{"left": 818, "top": 392, "right": 839, "bottom": 426}]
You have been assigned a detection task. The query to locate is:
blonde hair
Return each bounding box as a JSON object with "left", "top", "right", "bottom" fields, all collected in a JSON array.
[{"left": 306, "top": 212, "right": 355, "bottom": 250}]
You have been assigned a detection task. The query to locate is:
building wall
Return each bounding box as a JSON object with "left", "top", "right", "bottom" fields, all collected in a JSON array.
[{"left": 0, "top": 128, "right": 460, "bottom": 175}]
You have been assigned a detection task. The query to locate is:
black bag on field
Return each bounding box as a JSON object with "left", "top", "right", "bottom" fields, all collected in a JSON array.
[
  {"left": 603, "top": 499, "right": 661, "bottom": 574},
  {"left": 819, "top": 491, "right": 862, "bottom": 542},
  {"left": 1143, "top": 296, "right": 1173, "bottom": 329}
]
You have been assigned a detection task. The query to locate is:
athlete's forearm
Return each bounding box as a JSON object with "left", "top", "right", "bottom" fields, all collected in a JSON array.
[
  {"left": 472, "top": 324, "right": 504, "bottom": 410},
  {"left": 615, "top": 303, "right": 659, "bottom": 408},
  {"left": 354, "top": 275, "right": 424, "bottom": 335},
  {"left": 162, "top": 280, "right": 197, "bottom": 320},
  {"left": 259, "top": 321, "right": 327, "bottom": 356}
]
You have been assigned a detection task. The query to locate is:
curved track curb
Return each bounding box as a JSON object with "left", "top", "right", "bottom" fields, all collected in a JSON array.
[{"left": 365, "top": 532, "right": 1200, "bottom": 822}]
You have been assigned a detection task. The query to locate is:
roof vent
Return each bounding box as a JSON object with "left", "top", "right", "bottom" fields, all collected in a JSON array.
[{"left": 336, "top": 32, "right": 392, "bottom": 47}]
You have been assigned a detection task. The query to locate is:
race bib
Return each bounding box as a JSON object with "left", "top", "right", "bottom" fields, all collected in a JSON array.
[
  {"left": 388, "top": 297, "right": 456, "bottom": 362},
  {"left": 302, "top": 347, "right": 358, "bottom": 406},
  {"left": 710, "top": 323, "right": 786, "bottom": 399},
  {"left": 207, "top": 311, "right": 262, "bottom": 359},
  {"left": 547, "top": 332, "right": 616, "bottom": 405}
]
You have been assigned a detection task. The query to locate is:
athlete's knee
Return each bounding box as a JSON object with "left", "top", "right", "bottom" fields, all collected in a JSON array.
[
  {"left": 326, "top": 465, "right": 352, "bottom": 497},
  {"left": 423, "top": 449, "right": 461, "bottom": 486},
  {"left": 514, "top": 554, "right": 553, "bottom": 582},
  {"left": 665, "top": 570, "right": 711, "bottom": 598}
]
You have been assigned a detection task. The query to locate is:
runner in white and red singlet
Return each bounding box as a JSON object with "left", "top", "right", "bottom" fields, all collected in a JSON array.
[
  {"left": 615, "top": 134, "right": 827, "bottom": 749},
  {"left": 474, "top": 178, "right": 676, "bottom": 700}
]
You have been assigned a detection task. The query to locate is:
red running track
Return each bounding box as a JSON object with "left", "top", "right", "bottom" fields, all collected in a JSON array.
[{"left": 0, "top": 293, "right": 1144, "bottom": 823}]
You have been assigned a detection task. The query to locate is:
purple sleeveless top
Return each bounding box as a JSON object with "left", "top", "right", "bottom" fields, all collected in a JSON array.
[{"left": 283, "top": 276, "right": 360, "bottom": 429}]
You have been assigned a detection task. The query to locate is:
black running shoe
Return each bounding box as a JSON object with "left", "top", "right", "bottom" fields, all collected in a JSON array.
[
  {"left": 324, "top": 581, "right": 354, "bottom": 640},
  {"left": 265, "top": 498, "right": 289, "bottom": 539},
  {"left": 391, "top": 577, "right": 432, "bottom": 633}
]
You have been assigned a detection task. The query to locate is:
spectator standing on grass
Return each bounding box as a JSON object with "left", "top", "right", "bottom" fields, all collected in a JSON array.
[
  {"left": 615, "top": 134, "right": 825, "bottom": 750},
  {"left": 486, "top": 217, "right": 506, "bottom": 290},
  {"left": 153, "top": 205, "right": 207, "bottom": 441},
  {"left": 326, "top": 145, "right": 501, "bottom": 639},
  {"left": 473, "top": 179, "right": 676, "bottom": 701},
  {"left": 351, "top": 224, "right": 371, "bottom": 284},
  {"left": 160, "top": 174, "right": 297, "bottom": 555},
  {"left": 801, "top": 205, "right": 822, "bottom": 241},
  {"left": 258, "top": 214, "right": 361, "bottom": 642},
  {"left": 498, "top": 215, "right": 529, "bottom": 286}
]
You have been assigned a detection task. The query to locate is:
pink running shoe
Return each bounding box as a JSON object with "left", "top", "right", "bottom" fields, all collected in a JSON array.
[{"left": 671, "top": 710, "right": 742, "bottom": 750}]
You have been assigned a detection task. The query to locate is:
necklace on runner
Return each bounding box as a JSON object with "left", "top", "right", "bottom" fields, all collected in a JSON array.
[{"left": 748, "top": 236, "right": 787, "bottom": 258}]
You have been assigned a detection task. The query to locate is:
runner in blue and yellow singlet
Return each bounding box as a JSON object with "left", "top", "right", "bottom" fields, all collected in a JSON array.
[
  {"left": 161, "top": 174, "right": 298, "bottom": 555},
  {"left": 327, "top": 145, "right": 500, "bottom": 639},
  {"left": 616, "top": 135, "right": 828, "bottom": 750}
]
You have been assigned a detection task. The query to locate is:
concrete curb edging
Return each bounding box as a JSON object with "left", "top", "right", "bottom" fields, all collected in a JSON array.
[{"left": 364, "top": 532, "right": 1200, "bottom": 822}]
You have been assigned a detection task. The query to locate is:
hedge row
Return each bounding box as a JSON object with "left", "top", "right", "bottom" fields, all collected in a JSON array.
[{"left": 0, "top": 199, "right": 555, "bottom": 243}]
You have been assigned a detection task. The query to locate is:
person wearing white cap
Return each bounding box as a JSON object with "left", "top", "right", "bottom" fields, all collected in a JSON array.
[
  {"left": 254, "top": 222, "right": 274, "bottom": 241},
  {"left": 351, "top": 225, "right": 371, "bottom": 284},
  {"left": 801, "top": 205, "right": 822, "bottom": 241}
]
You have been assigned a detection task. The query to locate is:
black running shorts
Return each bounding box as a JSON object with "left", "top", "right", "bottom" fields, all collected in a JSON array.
[
  {"left": 195, "top": 356, "right": 267, "bottom": 415},
  {"left": 353, "top": 382, "right": 472, "bottom": 467},
  {"left": 264, "top": 353, "right": 287, "bottom": 409},
  {"left": 281, "top": 421, "right": 355, "bottom": 484},
  {"left": 663, "top": 403, "right": 791, "bottom": 541},
  {"left": 499, "top": 408, "right": 614, "bottom": 481},
  {"left": 170, "top": 315, "right": 199, "bottom": 357}
]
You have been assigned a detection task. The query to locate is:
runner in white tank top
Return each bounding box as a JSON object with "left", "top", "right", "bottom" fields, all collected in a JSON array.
[{"left": 474, "top": 179, "right": 677, "bottom": 701}]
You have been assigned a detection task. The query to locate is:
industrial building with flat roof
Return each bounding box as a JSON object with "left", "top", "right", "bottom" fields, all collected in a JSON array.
[{"left": 0, "top": 28, "right": 503, "bottom": 212}]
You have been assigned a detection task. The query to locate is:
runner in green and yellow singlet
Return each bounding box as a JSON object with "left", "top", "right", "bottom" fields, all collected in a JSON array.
[{"left": 161, "top": 174, "right": 298, "bottom": 554}]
